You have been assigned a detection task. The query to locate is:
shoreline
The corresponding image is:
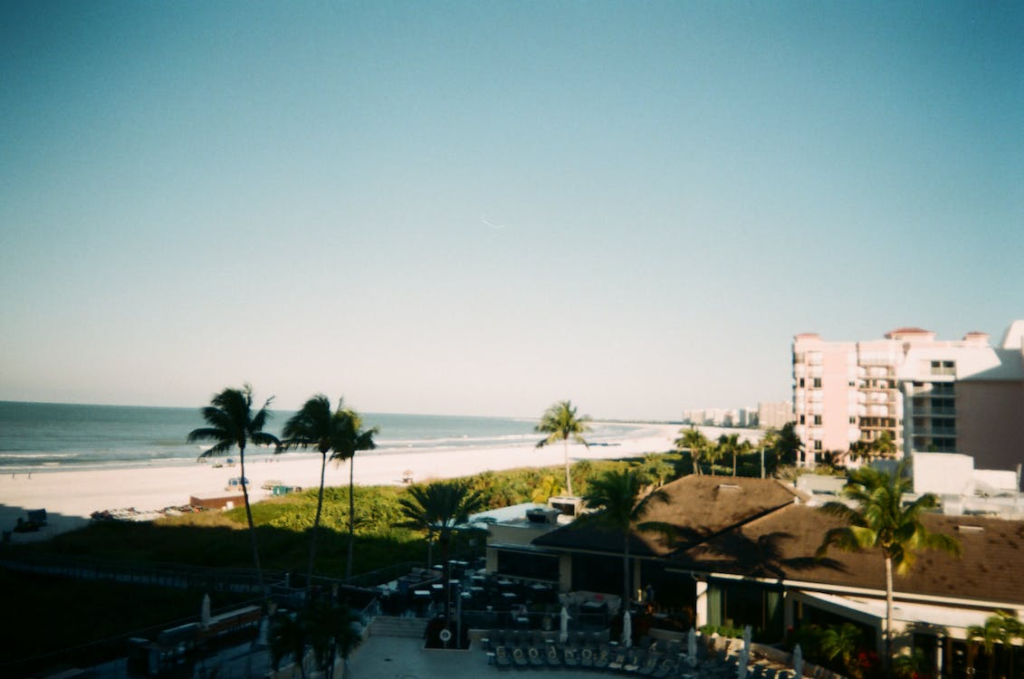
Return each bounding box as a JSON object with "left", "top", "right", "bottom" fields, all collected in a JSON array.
[{"left": 0, "top": 424, "right": 761, "bottom": 542}]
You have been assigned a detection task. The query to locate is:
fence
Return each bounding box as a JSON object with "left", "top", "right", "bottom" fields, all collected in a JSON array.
[{"left": 0, "top": 552, "right": 281, "bottom": 593}]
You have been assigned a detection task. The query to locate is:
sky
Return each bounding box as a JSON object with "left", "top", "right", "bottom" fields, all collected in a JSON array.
[{"left": 1, "top": 2, "right": 1022, "bottom": 421}]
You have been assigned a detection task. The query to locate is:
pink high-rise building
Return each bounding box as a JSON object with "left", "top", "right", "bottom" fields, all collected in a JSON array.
[{"left": 792, "top": 321, "right": 1024, "bottom": 473}]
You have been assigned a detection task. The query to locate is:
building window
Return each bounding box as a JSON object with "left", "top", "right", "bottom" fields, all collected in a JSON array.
[
  {"left": 813, "top": 415, "right": 822, "bottom": 425},
  {"left": 799, "top": 378, "right": 805, "bottom": 388},
  {"left": 930, "top": 360, "right": 955, "bottom": 376},
  {"left": 799, "top": 415, "right": 805, "bottom": 425},
  {"left": 813, "top": 441, "right": 822, "bottom": 451},
  {"left": 849, "top": 416, "right": 856, "bottom": 424},
  {"left": 812, "top": 378, "right": 822, "bottom": 388}
]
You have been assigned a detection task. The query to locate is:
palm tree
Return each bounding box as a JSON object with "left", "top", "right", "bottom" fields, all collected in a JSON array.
[
  {"left": 820, "top": 623, "right": 863, "bottom": 678},
  {"left": 674, "top": 427, "right": 708, "bottom": 476},
  {"left": 967, "top": 611, "right": 1024, "bottom": 679},
  {"left": 581, "top": 469, "right": 670, "bottom": 611},
  {"left": 188, "top": 385, "right": 279, "bottom": 594},
  {"left": 717, "top": 434, "right": 742, "bottom": 476},
  {"left": 331, "top": 408, "right": 378, "bottom": 579},
  {"left": 817, "top": 461, "right": 961, "bottom": 676},
  {"left": 269, "top": 611, "right": 309, "bottom": 679},
  {"left": 269, "top": 600, "right": 363, "bottom": 679},
  {"left": 872, "top": 431, "right": 897, "bottom": 459},
  {"left": 536, "top": 400, "right": 591, "bottom": 496},
  {"left": 704, "top": 440, "right": 724, "bottom": 476},
  {"left": 775, "top": 421, "right": 803, "bottom": 467},
  {"left": 640, "top": 453, "right": 674, "bottom": 487},
  {"left": 279, "top": 396, "right": 378, "bottom": 586},
  {"left": 969, "top": 615, "right": 1005, "bottom": 679},
  {"left": 305, "top": 599, "right": 363, "bottom": 679},
  {"left": 399, "top": 481, "right": 486, "bottom": 626}
]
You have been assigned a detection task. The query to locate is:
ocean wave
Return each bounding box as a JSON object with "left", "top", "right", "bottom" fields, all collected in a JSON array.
[
  {"left": 375, "top": 433, "right": 536, "bottom": 447},
  {"left": 0, "top": 452, "right": 78, "bottom": 459}
]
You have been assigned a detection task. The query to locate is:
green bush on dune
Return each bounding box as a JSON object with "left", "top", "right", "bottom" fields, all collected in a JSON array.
[{"left": 17, "top": 455, "right": 674, "bottom": 576}]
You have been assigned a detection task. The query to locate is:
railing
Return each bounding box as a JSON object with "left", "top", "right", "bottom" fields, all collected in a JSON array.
[
  {"left": 0, "top": 552, "right": 281, "bottom": 593},
  {"left": 0, "top": 596, "right": 263, "bottom": 679}
]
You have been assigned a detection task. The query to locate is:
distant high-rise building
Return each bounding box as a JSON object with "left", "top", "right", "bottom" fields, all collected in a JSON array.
[
  {"left": 682, "top": 407, "right": 758, "bottom": 427},
  {"left": 757, "top": 401, "right": 793, "bottom": 430},
  {"left": 792, "top": 321, "right": 1024, "bottom": 471}
]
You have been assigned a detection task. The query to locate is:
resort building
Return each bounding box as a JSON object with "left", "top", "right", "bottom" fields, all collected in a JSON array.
[
  {"left": 483, "top": 473, "right": 1024, "bottom": 676},
  {"left": 792, "top": 321, "right": 1024, "bottom": 472}
]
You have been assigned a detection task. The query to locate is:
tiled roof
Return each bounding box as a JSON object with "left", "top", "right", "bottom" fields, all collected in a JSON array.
[
  {"left": 668, "top": 504, "right": 1024, "bottom": 606},
  {"left": 532, "top": 476, "right": 803, "bottom": 557},
  {"left": 887, "top": 327, "right": 933, "bottom": 335}
]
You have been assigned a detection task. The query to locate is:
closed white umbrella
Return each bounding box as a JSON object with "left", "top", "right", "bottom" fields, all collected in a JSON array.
[
  {"left": 743, "top": 625, "right": 752, "bottom": 652},
  {"left": 687, "top": 628, "right": 698, "bottom": 668},
  {"left": 793, "top": 643, "right": 804, "bottom": 679},
  {"left": 621, "top": 611, "right": 632, "bottom": 648},
  {"left": 201, "top": 594, "right": 211, "bottom": 630},
  {"left": 559, "top": 606, "right": 570, "bottom": 644}
]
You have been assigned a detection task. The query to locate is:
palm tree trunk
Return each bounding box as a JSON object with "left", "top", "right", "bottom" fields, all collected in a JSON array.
[
  {"left": 441, "top": 531, "right": 452, "bottom": 622},
  {"left": 346, "top": 456, "right": 355, "bottom": 579},
  {"left": 307, "top": 452, "right": 327, "bottom": 591},
  {"left": 885, "top": 554, "right": 894, "bottom": 679},
  {"left": 622, "top": 532, "right": 631, "bottom": 614},
  {"left": 732, "top": 451, "right": 737, "bottom": 476},
  {"left": 564, "top": 440, "right": 573, "bottom": 496},
  {"left": 239, "top": 447, "right": 266, "bottom": 595}
]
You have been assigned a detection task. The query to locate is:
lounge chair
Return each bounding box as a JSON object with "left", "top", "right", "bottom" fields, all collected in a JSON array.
[
  {"left": 637, "top": 653, "right": 660, "bottom": 676},
  {"left": 652, "top": 658, "right": 675, "bottom": 679},
  {"left": 494, "top": 645, "right": 513, "bottom": 671},
  {"left": 546, "top": 643, "right": 562, "bottom": 668},
  {"left": 747, "top": 664, "right": 767, "bottom": 679}
]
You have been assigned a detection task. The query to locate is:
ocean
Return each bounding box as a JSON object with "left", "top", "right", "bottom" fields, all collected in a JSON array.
[{"left": 0, "top": 401, "right": 651, "bottom": 472}]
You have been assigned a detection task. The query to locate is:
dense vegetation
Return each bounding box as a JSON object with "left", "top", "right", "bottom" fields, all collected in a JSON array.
[
  {"left": 16, "top": 458, "right": 658, "bottom": 573},
  {"left": 5, "top": 430, "right": 816, "bottom": 673}
]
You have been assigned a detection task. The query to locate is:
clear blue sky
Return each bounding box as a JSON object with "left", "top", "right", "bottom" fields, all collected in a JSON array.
[{"left": 1, "top": 2, "right": 1021, "bottom": 420}]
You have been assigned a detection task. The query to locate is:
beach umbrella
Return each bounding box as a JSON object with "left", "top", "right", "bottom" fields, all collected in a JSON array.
[
  {"left": 621, "top": 611, "right": 632, "bottom": 648},
  {"left": 201, "top": 593, "right": 211, "bottom": 630},
  {"left": 743, "top": 625, "right": 752, "bottom": 651},
  {"left": 688, "top": 628, "right": 698, "bottom": 668},
  {"left": 793, "top": 643, "right": 803, "bottom": 679},
  {"left": 559, "top": 606, "right": 570, "bottom": 644},
  {"left": 738, "top": 650, "right": 749, "bottom": 679}
]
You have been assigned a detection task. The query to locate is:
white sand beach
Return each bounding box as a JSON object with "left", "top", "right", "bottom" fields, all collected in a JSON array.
[{"left": 1, "top": 424, "right": 754, "bottom": 541}]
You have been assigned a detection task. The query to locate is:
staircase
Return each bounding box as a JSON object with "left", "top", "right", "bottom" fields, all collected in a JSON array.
[{"left": 369, "top": 615, "right": 429, "bottom": 639}]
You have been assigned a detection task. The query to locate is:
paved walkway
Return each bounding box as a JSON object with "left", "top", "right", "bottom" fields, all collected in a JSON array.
[{"left": 346, "top": 636, "right": 600, "bottom": 679}]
